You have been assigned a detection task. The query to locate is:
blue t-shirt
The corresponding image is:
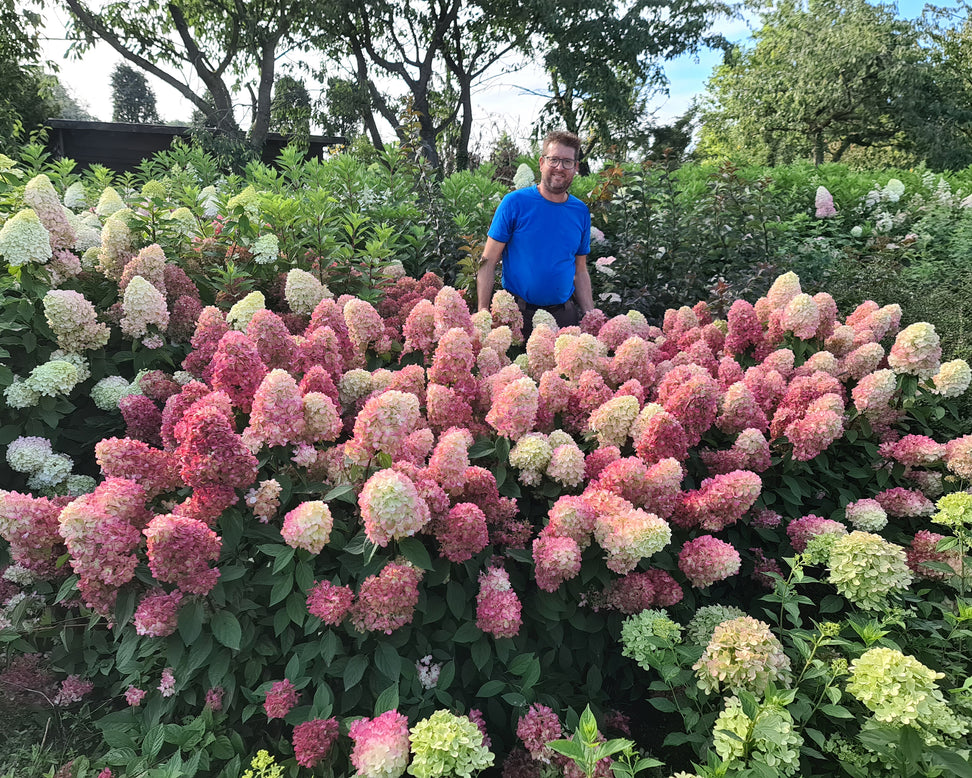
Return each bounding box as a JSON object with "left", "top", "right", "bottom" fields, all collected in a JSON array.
[{"left": 487, "top": 186, "right": 591, "bottom": 306}]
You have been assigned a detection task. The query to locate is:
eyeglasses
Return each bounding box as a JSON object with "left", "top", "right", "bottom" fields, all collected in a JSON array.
[{"left": 542, "top": 155, "right": 577, "bottom": 170}]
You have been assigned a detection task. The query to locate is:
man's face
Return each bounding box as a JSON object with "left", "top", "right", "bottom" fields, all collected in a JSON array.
[{"left": 539, "top": 141, "right": 577, "bottom": 196}]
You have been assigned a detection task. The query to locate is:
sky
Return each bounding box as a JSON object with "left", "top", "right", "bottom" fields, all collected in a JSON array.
[{"left": 39, "top": 0, "right": 944, "bottom": 153}]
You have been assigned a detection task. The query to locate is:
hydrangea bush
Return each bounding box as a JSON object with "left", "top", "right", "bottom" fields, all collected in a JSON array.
[{"left": 1, "top": 147, "right": 972, "bottom": 777}]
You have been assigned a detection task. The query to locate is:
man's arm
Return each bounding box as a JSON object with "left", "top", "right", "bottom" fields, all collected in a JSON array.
[
  {"left": 477, "top": 237, "right": 506, "bottom": 311},
  {"left": 573, "top": 254, "right": 594, "bottom": 315}
]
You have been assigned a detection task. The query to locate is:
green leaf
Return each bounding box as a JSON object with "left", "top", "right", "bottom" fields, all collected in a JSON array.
[
  {"left": 476, "top": 680, "right": 505, "bottom": 697},
  {"left": 452, "top": 621, "right": 481, "bottom": 643},
  {"left": 375, "top": 641, "right": 401, "bottom": 681},
  {"left": 547, "top": 740, "right": 585, "bottom": 760},
  {"left": 471, "top": 637, "right": 491, "bottom": 671},
  {"left": 286, "top": 591, "right": 305, "bottom": 627},
  {"left": 820, "top": 703, "right": 854, "bottom": 719},
  {"left": 269, "top": 573, "right": 293, "bottom": 606},
  {"left": 649, "top": 697, "right": 677, "bottom": 713},
  {"left": 446, "top": 581, "right": 467, "bottom": 619},
  {"left": 344, "top": 654, "right": 368, "bottom": 690},
  {"left": 374, "top": 683, "right": 399, "bottom": 716},
  {"left": 324, "top": 484, "right": 357, "bottom": 505},
  {"left": 819, "top": 595, "right": 844, "bottom": 613},
  {"left": 54, "top": 574, "right": 79, "bottom": 604},
  {"left": 398, "top": 537, "right": 433, "bottom": 570},
  {"left": 179, "top": 599, "right": 205, "bottom": 645},
  {"left": 211, "top": 611, "right": 242, "bottom": 651}
]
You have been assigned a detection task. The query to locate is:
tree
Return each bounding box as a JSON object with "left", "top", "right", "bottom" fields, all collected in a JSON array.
[
  {"left": 270, "top": 74, "right": 311, "bottom": 144},
  {"left": 318, "top": 76, "right": 371, "bottom": 139},
  {"left": 60, "top": 0, "right": 321, "bottom": 152},
  {"left": 317, "top": 0, "right": 528, "bottom": 170},
  {"left": 0, "top": 0, "right": 60, "bottom": 149},
  {"left": 696, "top": 0, "right": 972, "bottom": 167},
  {"left": 531, "top": 0, "right": 732, "bottom": 169},
  {"left": 110, "top": 62, "right": 160, "bottom": 123}
]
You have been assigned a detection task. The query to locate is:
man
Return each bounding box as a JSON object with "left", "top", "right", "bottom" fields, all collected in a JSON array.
[{"left": 476, "top": 130, "right": 594, "bottom": 338}]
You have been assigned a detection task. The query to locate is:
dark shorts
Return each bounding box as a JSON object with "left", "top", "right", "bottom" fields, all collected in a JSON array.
[{"left": 513, "top": 294, "right": 580, "bottom": 341}]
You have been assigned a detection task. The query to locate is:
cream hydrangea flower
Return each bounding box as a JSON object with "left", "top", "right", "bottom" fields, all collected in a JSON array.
[
  {"left": 588, "top": 394, "right": 640, "bottom": 448},
  {"left": 0, "top": 209, "right": 52, "bottom": 266},
  {"left": 226, "top": 291, "right": 266, "bottom": 331},
  {"left": 251, "top": 233, "right": 279, "bottom": 264},
  {"left": 694, "top": 616, "right": 791, "bottom": 695},
  {"left": 284, "top": 268, "right": 331, "bottom": 315},
  {"left": 932, "top": 359, "right": 972, "bottom": 397},
  {"left": 95, "top": 186, "right": 125, "bottom": 218}
]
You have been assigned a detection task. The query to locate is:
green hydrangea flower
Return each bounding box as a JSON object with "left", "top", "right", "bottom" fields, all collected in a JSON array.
[
  {"left": 846, "top": 647, "right": 968, "bottom": 737},
  {"left": 686, "top": 604, "right": 747, "bottom": 646},
  {"left": 621, "top": 609, "right": 683, "bottom": 672},
  {"left": 713, "top": 696, "right": 802, "bottom": 776},
  {"left": 932, "top": 492, "right": 972, "bottom": 530},
  {"left": 407, "top": 710, "right": 494, "bottom": 778},
  {"left": 827, "top": 531, "right": 913, "bottom": 610}
]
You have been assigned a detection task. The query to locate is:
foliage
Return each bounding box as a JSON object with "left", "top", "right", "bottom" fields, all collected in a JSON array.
[
  {"left": 110, "top": 63, "right": 160, "bottom": 124},
  {"left": 0, "top": 0, "right": 61, "bottom": 153},
  {"left": 4, "top": 144, "right": 972, "bottom": 778},
  {"left": 696, "top": 0, "right": 972, "bottom": 169},
  {"left": 59, "top": 0, "right": 321, "bottom": 151},
  {"left": 532, "top": 0, "right": 732, "bottom": 169}
]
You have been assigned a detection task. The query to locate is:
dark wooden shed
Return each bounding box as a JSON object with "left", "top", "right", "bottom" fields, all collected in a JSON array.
[{"left": 45, "top": 119, "right": 346, "bottom": 171}]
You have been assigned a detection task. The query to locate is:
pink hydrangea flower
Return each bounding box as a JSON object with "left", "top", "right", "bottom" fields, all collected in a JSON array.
[
  {"left": 945, "top": 435, "right": 972, "bottom": 479},
  {"left": 205, "top": 686, "right": 224, "bottom": 711},
  {"left": 533, "top": 533, "right": 582, "bottom": 592},
  {"left": 815, "top": 186, "right": 837, "bottom": 218},
  {"left": 476, "top": 566, "right": 522, "bottom": 638},
  {"left": 54, "top": 675, "right": 94, "bottom": 706},
  {"left": 293, "top": 718, "right": 340, "bottom": 768},
  {"left": 264, "top": 679, "right": 299, "bottom": 719},
  {"left": 717, "top": 383, "right": 769, "bottom": 435},
  {"left": 633, "top": 409, "right": 689, "bottom": 465},
  {"left": 673, "top": 470, "right": 762, "bottom": 531},
  {"left": 874, "top": 487, "right": 934, "bottom": 517},
  {"left": 244, "top": 369, "right": 306, "bottom": 449},
  {"left": 852, "top": 369, "right": 897, "bottom": 414},
  {"left": 516, "top": 703, "right": 561, "bottom": 763},
  {"left": 486, "top": 376, "right": 539, "bottom": 440},
  {"left": 0, "top": 490, "right": 66, "bottom": 576},
  {"left": 281, "top": 501, "right": 333, "bottom": 554},
  {"left": 545, "top": 495, "right": 597, "bottom": 549},
  {"left": 359, "top": 469, "right": 431, "bottom": 546},
  {"left": 887, "top": 435, "right": 945, "bottom": 467},
  {"left": 594, "top": 507, "right": 672, "bottom": 575},
  {"left": 306, "top": 580, "right": 354, "bottom": 625},
  {"left": 888, "top": 322, "right": 942, "bottom": 379},
  {"left": 351, "top": 562, "right": 422, "bottom": 634},
  {"left": 133, "top": 589, "right": 183, "bottom": 637},
  {"left": 210, "top": 330, "right": 268, "bottom": 413},
  {"left": 349, "top": 710, "right": 411, "bottom": 778},
  {"left": 844, "top": 498, "right": 888, "bottom": 532},
  {"left": 436, "top": 502, "right": 489, "bottom": 562},
  {"left": 779, "top": 293, "right": 820, "bottom": 340},
  {"left": 144, "top": 514, "right": 221, "bottom": 595},
  {"left": 125, "top": 685, "right": 146, "bottom": 706},
  {"left": 907, "top": 530, "right": 961, "bottom": 580},
  {"left": 347, "top": 390, "right": 421, "bottom": 464},
  {"left": 158, "top": 667, "right": 176, "bottom": 698},
  {"left": 678, "top": 535, "right": 741, "bottom": 588},
  {"left": 786, "top": 514, "right": 847, "bottom": 552},
  {"left": 428, "top": 428, "right": 474, "bottom": 495}
]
